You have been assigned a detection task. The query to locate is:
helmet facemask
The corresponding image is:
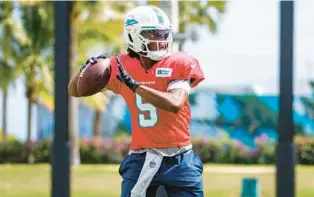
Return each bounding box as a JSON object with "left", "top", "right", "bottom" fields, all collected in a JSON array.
[{"left": 128, "top": 28, "right": 173, "bottom": 61}]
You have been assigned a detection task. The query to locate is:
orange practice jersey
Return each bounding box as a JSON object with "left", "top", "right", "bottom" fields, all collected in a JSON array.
[{"left": 107, "top": 52, "right": 205, "bottom": 150}]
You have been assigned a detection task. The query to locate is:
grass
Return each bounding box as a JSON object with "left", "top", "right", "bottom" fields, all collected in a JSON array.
[{"left": 0, "top": 164, "right": 313, "bottom": 197}]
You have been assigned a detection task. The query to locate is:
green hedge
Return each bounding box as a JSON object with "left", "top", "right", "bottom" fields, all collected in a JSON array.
[{"left": 0, "top": 136, "right": 314, "bottom": 165}]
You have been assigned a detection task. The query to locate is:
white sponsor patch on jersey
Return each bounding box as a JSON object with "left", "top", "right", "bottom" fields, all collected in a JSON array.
[{"left": 156, "top": 68, "right": 173, "bottom": 77}]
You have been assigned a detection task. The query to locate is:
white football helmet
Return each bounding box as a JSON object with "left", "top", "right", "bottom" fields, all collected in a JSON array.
[{"left": 123, "top": 6, "right": 173, "bottom": 61}]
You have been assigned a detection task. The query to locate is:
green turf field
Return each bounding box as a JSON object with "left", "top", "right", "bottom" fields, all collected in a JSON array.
[{"left": 0, "top": 164, "right": 313, "bottom": 197}]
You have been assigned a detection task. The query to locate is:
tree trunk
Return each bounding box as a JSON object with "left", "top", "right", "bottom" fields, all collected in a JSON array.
[
  {"left": 68, "top": 98, "right": 80, "bottom": 166},
  {"left": 27, "top": 99, "right": 32, "bottom": 143},
  {"left": 178, "top": 42, "right": 184, "bottom": 51},
  {"left": 93, "top": 110, "right": 102, "bottom": 140},
  {"left": 69, "top": 1, "right": 80, "bottom": 166},
  {"left": 1, "top": 89, "right": 8, "bottom": 141},
  {"left": 26, "top": 98, "right": 36, "bottom": 163}
]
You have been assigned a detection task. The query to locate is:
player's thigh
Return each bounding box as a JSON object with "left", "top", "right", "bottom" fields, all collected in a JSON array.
[
  {"left": 119, "top": 152, "right": 146, "bottom": 180},
  {"left": 165, "top": 182, "right": 204, "bottom": 197},
  {"left": 121, "top": 179, "right": 159, "bottom": 197},
  {"left": 164, "top": 150, "right": 204, "bottom": 197},
  {"left": 119, "top": 152, "right": 159, "bottom": 197},
  {"left": 162, "top": 149, "right": 203, "bottom": 187}
]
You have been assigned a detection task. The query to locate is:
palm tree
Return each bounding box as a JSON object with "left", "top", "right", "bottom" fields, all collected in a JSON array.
[
  {"left": 178, "top": 1, "right": 227, "bottom": 50},
  {"left": 70, "top": 2, "right": 136, "bottom": 154},
  {"left": 0, "top": 2, "right": 14, "bottom": 141},
  {"left": 80, "top": 93, "right": 110, "bottom": 140},
  {"left": 68, "top": 1, "right": 118, "bottom": 165},
  {"left": 16, "top": 1, "right": 54, "bottom": 143},
  {"left": 0, "top": 2, "right": 26, "bottom": 141},
  {"left": 75, "top": 2, "right": 135, "bottom": 141}
]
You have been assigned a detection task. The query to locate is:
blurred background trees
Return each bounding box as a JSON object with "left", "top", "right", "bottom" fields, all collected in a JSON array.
[
  {"left": 0, "top": 0, "right": 312, "bottom": 164},
  {"left": 0, "top": 1, "right": 18, "bottom": 142}
]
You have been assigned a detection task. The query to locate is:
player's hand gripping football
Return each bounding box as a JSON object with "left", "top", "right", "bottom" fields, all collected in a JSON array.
[
  {"left": 116, "top": 55, "right": 140, "bottom": 92},
  {"left": 80, "top": 54, "right": 107, "bottom": 72}
]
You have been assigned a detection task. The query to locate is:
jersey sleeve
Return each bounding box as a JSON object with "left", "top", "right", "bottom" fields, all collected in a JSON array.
[
  {"left": 169, "top": 54, "right": 205, "bottom": 89},
  {"left": 107, "top": 56, "right": 122, "bottom": 94}
]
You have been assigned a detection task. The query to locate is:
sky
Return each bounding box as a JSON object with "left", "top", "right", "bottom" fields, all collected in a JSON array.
[
  {"left": 184, "top": 0, "right": 314, "bottom": 95},
  {"left": 0, "top": 0, "right": 314, "bottom": 141}
]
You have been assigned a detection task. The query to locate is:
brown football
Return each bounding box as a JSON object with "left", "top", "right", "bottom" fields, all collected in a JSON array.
[{"left": 77, "top": 58, "right": 111, "bottom": 96}]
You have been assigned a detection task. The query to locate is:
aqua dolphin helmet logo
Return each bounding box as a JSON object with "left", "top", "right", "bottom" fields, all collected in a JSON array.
[{"left": 125, "top": 15, "right": 138, "bottom": 26}]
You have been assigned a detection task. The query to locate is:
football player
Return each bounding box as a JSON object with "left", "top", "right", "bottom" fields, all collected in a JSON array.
[{"left": 69, "top": 5, "right": 205, "bottom": 197}]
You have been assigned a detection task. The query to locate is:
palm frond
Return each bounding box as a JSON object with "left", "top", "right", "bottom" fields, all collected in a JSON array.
[
  {"left": 178, "top": 0, "right": 228, "bottom": 34},
  {"left": 38, "top": 89, "right": 54, "bottom": 111},
  {"left": 80, "top": 93, "right": 109, "bottom": 111}
]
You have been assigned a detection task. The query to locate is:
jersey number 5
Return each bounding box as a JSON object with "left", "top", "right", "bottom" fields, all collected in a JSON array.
[{"left": 135, "top": 94, "right": 158, "bottom": 128}]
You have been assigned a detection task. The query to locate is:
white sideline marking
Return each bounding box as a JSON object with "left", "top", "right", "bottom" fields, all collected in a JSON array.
[
  {"left": 98, "top": 165, "right": 275, "bottom": 174},
  {"left": 203, "top": 166, "right": 275, "bottom": 174}
]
